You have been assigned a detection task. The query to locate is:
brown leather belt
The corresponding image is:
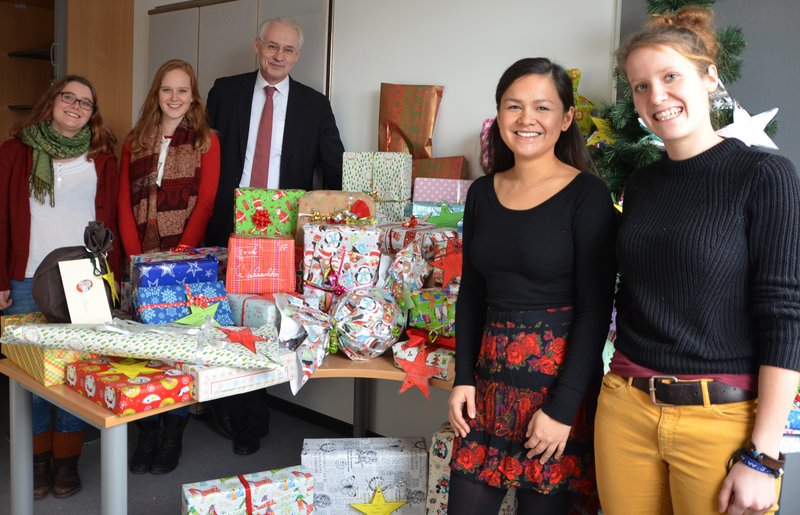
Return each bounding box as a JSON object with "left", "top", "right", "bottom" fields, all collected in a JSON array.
[{"left": 630, "top": 376, "right": 756, "bottom": 406}]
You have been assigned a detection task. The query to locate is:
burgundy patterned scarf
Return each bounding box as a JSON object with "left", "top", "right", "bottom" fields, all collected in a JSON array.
[{"left": 128, "top": 119, "right": 201, "bottom": 253}]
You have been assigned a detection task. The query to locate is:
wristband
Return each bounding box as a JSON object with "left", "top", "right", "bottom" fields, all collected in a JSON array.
[
  {"left": 739, "top": 453, "right": 782, "bottom": 478},
  {"left": 748, "top": 441, "right": 786, "bottom": 470}
]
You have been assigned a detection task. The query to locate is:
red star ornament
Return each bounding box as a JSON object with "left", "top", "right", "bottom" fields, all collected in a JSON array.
[
  {"left": 429, "top": 241, "right": 462, "bottom": 288},
  {"left": 218, "top": 327, "right": 264, "bottom": 354},
  {"left": 398, "top": 346, "right": 441, "bottom": 399}
]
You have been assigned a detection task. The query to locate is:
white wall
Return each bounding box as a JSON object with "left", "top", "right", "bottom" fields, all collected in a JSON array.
[
  {"left": 133, "top": 0, "right": 621, "bottom": 438},
  {"left": 329, "top": 0, "right": 620, "bottom": 178}
]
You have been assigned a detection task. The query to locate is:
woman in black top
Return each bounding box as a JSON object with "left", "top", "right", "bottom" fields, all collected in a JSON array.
[
  {"left": 595, "top": 7, "right": 800, "bottom": 515},
  {"left": 447, "top": 58, "right": 617, "bottom": 514}
]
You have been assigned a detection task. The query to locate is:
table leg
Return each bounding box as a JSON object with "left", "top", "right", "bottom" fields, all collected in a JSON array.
[
  {"left": 353, "top": 378, "right": 371, "bottom": 437},
  {"left": 100, "top": 424, "right": 127, "bottom": 515},
  {"left": 9, "top": 379, "right": 33, "bottom": 515}
]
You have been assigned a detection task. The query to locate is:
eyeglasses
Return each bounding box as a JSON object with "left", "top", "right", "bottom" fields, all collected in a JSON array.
[
  {"left": 260, "top": 41, "right": 297, "bottom": 57},
  {"left": 57, "top": 92, "right": 95, "bottom": 111}
]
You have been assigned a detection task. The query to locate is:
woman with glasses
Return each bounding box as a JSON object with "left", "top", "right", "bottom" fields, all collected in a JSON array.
[
  {"left": 117, "top": 59, "right": 219, "bottom": 476},
  {"left": 0, "top": 75, "right": 119, "bottom": 499}
]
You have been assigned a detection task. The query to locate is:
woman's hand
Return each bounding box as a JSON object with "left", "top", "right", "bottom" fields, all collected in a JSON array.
[
  {"left": 718, "top": 462, "right": 778, "bottom": 515},
  {"left": 525, "top": 409, "right": 571, "bottom": 463},
  {"left": 448, "top": 385, "right": 476, "bottom": 438},
  {"left": 0, "top": 290, "right": 12, "bottom": 310}
]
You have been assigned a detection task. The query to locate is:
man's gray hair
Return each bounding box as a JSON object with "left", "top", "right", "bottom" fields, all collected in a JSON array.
[{"left": 257, "top": 17, "right": 304, "bottom": 49}]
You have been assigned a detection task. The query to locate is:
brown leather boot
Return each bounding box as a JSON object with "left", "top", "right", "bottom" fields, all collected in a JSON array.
[
  {"left": 33, "top": 453, "right": 50, "bottom": 499},
  {"left": 51, "top": 456, "right": 81, "bottom": 498}
]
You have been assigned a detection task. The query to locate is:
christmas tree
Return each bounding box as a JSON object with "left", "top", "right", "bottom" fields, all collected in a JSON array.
[{"left": 590, "top": 0, "right": 774, "bottom": 197}]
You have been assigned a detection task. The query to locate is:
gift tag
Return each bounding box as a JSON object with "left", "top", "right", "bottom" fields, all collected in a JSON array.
[{"left": 58, "top": 258, "right": 113, "bottom": 324}]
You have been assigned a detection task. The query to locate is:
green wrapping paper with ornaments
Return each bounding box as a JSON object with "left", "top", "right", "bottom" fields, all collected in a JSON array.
[
  {"left": 233, "top": 188, "right": 306, "bottom": 236},
  {"left": 0, "top": 319, "right": 281, "bottom": 370},
  {"left": 407, "top": 289, "right": 456, "bottom": 336},
  {"left": 342, "top": 151, "right": 412, "bottom": 222}
]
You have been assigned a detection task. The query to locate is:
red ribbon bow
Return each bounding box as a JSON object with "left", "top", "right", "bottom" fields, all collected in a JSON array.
[
  {"left": 405, "top": 327, "right": 456, "bottom": 351},
  {"left": 251, "top": 210, "right": 272, "bottom": 230}
]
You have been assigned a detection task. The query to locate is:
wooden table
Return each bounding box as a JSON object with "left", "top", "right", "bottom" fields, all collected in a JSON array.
[
  {"left": 0, "top": 358, "right": 196, "bottom": 515},
  {"left": 1, "top": 353, "right": 452, "bottom": 514}
]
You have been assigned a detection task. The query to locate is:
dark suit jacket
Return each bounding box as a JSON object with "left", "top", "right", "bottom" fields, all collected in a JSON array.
[{"left": 204, "top": 71, "right": 344, "bottom": 246}]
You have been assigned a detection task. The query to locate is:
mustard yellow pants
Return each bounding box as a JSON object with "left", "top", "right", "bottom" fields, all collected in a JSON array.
[{"left": 594, "top": 373, "right": 781, "bottom": 515}]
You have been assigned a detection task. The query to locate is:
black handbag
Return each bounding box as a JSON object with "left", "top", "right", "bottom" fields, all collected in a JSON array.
[{"left": 31, "top": 221, "right": 115, "bottom": 323}]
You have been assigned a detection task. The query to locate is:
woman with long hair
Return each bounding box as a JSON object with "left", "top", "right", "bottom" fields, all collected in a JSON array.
[
  {"left": 118, "top": 59, "right": 219, "bottom": 475},
  {"left": 0, "top": 75, "right": 119, "bottom": 499},
  {"left": 595, "top": 7, "right": 800, "bottom": 515},
  {"left": 447, "top": 58, "right": 617, "bottom": 514}
]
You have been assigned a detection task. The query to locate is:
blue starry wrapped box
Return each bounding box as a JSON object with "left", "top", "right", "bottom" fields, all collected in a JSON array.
[
  {"left": 132, "top": 255, "right": 219, "bottom": 288},
  {"left": 134, "top": 281, "right": 234, "bottom": 326}
]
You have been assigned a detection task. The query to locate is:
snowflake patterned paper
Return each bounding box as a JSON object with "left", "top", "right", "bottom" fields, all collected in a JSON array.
[{"left": 134, "top": 281, "right": 234, "bottom": 325}]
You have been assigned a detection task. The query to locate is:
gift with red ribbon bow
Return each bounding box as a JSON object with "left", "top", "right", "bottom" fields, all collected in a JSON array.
[{"left": 134, "top": 281, "right": 234, "bottom": 325}]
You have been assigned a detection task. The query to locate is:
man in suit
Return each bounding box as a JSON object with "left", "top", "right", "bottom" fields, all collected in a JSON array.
[
  {"left": 204, "top": 17, "right": 344, "bottom": 455},
  {"left": 204, "top": 15, "right": 344, "bottom": 247}
]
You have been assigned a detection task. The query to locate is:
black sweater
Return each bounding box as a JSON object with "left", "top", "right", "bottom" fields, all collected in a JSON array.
[
  {"left": 454, "top": 172, "right": 618, "bottom": 425},
  {"left": 616, "top": 138, "right": 800, "bottom": 374}
]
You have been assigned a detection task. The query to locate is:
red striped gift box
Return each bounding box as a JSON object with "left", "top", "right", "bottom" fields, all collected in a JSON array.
[{"left": 226, "top": 235, "right": 295, "bottom": 295}]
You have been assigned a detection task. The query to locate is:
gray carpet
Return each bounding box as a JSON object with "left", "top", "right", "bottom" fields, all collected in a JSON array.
[{"left": 0, "top": 375, "right": 343, "bottom": 515}]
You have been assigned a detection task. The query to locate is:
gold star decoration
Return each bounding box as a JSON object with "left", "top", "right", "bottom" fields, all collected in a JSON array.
[
  {"left": 398, "top": 345, "right": 441, "bottom": 400},
  {"left": 101, "top": 258, "right": 119, "bottom": 305},
  {"left": 587, "top": 117, "right": 616, "bottom": 146},
  {"left": 350, "top": 486, "right": 407, "bottom": 515},
  {"left": 175, "top": 302, "right": 220, "bottom": 326},
  {"left": 217, "top": 327, "right": 264, "bottom": 354},
  {"left": 99, "top": 359, "right": 162, "bottom": 380}
]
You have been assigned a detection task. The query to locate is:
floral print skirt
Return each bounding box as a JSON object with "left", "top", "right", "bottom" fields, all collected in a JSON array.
[{"left": 450, "top": 307, "right": 597, "bottom": 495}]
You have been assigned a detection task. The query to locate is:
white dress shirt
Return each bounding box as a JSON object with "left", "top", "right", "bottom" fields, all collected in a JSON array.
[{"left": 240, "top": 74, "right": 289, "bottom": 189}]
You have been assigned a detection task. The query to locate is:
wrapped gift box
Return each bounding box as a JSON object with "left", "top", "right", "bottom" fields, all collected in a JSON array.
[
  {"left": 1, "top": 312, "right": 85, "bottom": 386},
  {"left": 295, "top": 190, "right": 377, "bottom": 246},
  {"left": 379, "top": 83, "right": 443, "bottom": 159},
  {"left": 227, "top": 293, "right": 279, "bottom": 330},
  {"left": 301, "top": 437, "right": 428, "bottom": 514},
  {"left": 408, "top": 289, "right": 456, "bottom": 337},
  {"left": 181, "top": 465, "right": 314, "bottom": 515},
  {"left": 404, "top": 202, "right": 465, "bottom": 220},
  {"left": 130, "top": 247, "right": 228, "bottom": 283},
  {"left": 0, "top": 321, "right": 280, "bottom": 370},
  {"left": 65, "top": 357, "right": 193, "bottom": 415},
  {"left": 378, "top": 221, "right": 458, "bottom": 260},
  {"left": 135, "top": 281, "right": 234, "bottom": 325},
  {"left": 412, "top": 178, "right": 473, "bottom": 204},
  {"left": 427, "top": 423, "right": 516, "bottom": 515},
  {"left": 132, "top": 255, "right": 219, "bottom": 288},
  {"left": 227, "top": 235, "right": 296, "bottom": 295},
  {"left": 342, "top": 152, "right": 412, "bottom": 222},
  {"left": 391, "top": 340, "right": 454, "bottom": 381},
  {"left": 172, "top": 339, "right": 295, "bottom": 401},
  {"left": 302, "top": 224, "right": 381, "bottom": 312},
  {"left": 411, "top": 156, "right": 468, "bottom": 180},
  {"left": 233, "top": 188, "right": 305, "bottom": 237},
  {"left": 788, "top": 410, "right": 800, "bottom": 431}
]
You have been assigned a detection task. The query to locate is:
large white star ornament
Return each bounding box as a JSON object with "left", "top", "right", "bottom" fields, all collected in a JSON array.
[{"left": 716, "top": 105, "right": 779, "bottom": 150}]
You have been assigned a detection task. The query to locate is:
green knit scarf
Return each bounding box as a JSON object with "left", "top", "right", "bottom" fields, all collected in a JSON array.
[{"left": 19, "top": 121, "right": 91, "bottom": 206}]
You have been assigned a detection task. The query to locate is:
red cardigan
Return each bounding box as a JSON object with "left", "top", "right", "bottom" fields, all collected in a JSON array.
[
  {"left": 0, "top": 138, "right": 121, "bottom": 290},
  {"left": 117, "top": 132, "right": 220, "bottom": 257}
]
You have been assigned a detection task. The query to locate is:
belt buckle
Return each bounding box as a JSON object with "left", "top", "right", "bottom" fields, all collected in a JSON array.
[{"left": 649, "top": 375, "right": 679, "bottom": 407}]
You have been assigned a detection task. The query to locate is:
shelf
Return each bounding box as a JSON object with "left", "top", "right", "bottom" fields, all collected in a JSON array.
[
  {"left": 8, "top": 47, "right": 51, "bottom": 60},
  {"left": 7, "top": 104, "right": 33, "bottom": 111}
]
